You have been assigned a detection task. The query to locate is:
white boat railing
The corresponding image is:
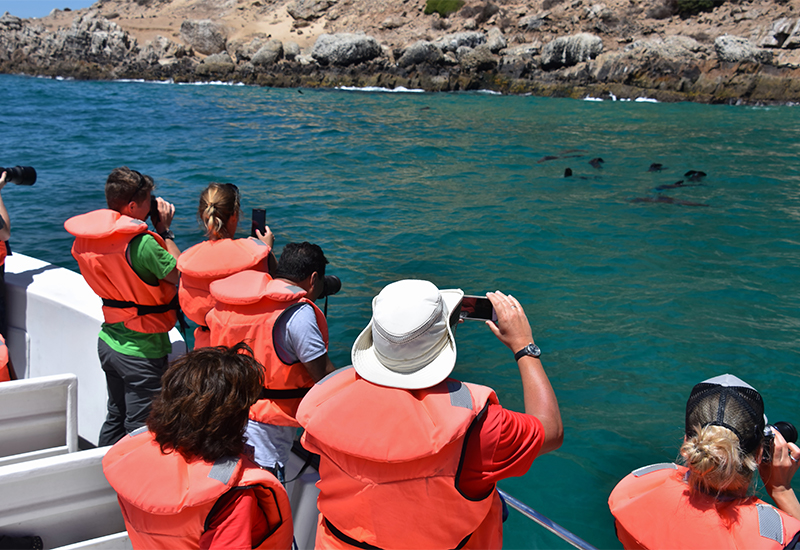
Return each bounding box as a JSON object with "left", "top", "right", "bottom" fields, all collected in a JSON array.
[
  {"left": 498, "top": 489, "right": 598, "bottom": 550},
  {"left": 0, "top": 373, "right": 78, "bottom": 467}
]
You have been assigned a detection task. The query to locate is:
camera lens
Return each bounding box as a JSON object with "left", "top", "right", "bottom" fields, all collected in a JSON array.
[
  {"left": 320, "top": 275, "right": 341, "bottom": 299},
  {"left": 774, "top": 421, "right": 798, "bottom": 444},
  {"left": 1, "top": 166, "right": 36, "bottom": 186}
]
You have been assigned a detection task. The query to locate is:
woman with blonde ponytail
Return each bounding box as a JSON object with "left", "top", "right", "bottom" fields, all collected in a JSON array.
[
  {"left": 177, "top": 183, "right": 277, "bottom": 348},
  {"left": 609, "top": 374, "right": 800, "bottom": 549}
]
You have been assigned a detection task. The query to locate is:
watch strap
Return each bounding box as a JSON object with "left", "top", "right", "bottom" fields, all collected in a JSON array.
[{"left": 514, "top": 344, "right": 541, "bottom": 361}]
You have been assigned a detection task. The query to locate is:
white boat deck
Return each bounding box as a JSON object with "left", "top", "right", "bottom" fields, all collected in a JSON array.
[{"left": 0, "top": 253, "right": 319, "bottom": 549}]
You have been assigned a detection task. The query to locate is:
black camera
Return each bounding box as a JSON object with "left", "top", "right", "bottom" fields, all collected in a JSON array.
[
  {"left": 319, "top": 275, "right": 341, "bottom": 299},
  {"left": 149, "top": 196, "right": 160, "bottom": 226},
  {"left": 762, "top": 421, "right": 798, "bottom": 463},
  {"left": 0, "top": 166, "right": 36, "bottom": 186}
]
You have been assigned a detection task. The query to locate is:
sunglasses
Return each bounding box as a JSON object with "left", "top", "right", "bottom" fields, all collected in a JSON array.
[{"left": 125, "top": 170, "right": 149, "bottom": 204}]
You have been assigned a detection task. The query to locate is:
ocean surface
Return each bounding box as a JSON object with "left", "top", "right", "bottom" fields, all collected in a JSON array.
[{"left": 2, "top": 73, "right": 800, "bottom": 548}]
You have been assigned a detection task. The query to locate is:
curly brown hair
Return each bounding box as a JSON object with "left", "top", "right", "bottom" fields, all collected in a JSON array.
[{"left": 147, "top": 343, "right": 264, "bottom": 463}]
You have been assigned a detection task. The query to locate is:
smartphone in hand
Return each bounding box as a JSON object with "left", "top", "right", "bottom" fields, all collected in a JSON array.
[
  {"left": 460, "top": 295, "right": 497, "bottom": 323},
  {"left": 251, "top": 208, "right": 266, "bottom": 238}
]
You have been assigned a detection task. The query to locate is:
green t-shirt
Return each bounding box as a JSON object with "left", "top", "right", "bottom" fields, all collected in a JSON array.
[{"left": 98, "top": 233, "right": 177, "bottom": 359}]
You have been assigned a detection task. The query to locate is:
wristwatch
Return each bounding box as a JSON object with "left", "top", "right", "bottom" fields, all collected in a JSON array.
[
  {"left": 514, "top": 343, "right": 541, "bottom": 361},
  {"left": 158, "top": 229, "right": 175, "bottom": 241}
]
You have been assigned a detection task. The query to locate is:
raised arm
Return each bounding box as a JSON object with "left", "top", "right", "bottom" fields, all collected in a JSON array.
[{"left": 485, "top": 291, "right": 563, "bottom": 454}]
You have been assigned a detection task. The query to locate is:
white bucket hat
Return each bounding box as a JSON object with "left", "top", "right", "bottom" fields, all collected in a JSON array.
[{"left": 352, "top": 279, "right": 464, "bottom": 389}]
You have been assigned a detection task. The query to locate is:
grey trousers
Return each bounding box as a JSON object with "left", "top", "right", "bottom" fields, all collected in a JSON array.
[{"left": 97, "top": 338, "right": 167, "bottom": 447}]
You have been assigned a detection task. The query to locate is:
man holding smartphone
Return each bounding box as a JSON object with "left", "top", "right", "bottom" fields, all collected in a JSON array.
[{"left": 297, "top": 279, "right": 562, "bottom": 550}]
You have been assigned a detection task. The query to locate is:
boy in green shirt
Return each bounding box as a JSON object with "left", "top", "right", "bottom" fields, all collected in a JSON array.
[{"left": 66, "top": 167, "right": 181, "bottom": 446}]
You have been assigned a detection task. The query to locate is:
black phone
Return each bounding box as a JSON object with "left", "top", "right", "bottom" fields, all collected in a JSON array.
[
  {"left": 460, "top": 295, "right": 497, "bottom": 322},
  {"left": 251, "top": 208, "right": 266, "bottom": 238}
]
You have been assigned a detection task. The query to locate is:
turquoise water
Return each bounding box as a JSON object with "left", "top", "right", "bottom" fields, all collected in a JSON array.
[{"left": 3, "top": 73, "right": 800, "bottom": 548}]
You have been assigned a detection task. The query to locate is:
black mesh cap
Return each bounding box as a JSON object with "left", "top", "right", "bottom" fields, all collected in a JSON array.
[{"left": 685, "top": 373, "right": 765, "bottom": 455}]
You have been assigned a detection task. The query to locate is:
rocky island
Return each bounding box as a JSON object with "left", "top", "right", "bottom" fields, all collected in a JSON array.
[{"left": 2, "top": 0, "right": 800, "bottom": 103}]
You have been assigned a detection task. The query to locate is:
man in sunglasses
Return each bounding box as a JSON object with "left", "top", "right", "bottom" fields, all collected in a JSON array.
[{"left": 65, "top": 166, "right": 181, "bottom": 446}]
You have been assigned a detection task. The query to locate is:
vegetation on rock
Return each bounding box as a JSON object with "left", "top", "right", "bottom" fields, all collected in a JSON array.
[{"left": 424, "top": 0, "right": 465, "bottom": 18}]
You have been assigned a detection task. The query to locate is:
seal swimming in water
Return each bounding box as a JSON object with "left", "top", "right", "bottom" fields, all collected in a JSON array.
[
  {"left": 564, "top": 168, "right": 573, "bottom": 177},
  {"left": 685, "top": 170, "right": 706, "bottom": 181},
  {"left": 589, "top": 157, "right": 604, "bottom": 168},
  {"left": 648, "top": 163, "right": 663, "bottom": 172}
]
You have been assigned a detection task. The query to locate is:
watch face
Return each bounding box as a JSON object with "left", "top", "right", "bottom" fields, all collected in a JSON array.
[{"left": 526, "top": 344, "right": 541, "bottom": 357}]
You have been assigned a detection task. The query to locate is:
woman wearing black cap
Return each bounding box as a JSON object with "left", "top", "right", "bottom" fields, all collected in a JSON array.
[{"left": 609, "top": 374, "right": 800, "bottom": 549}]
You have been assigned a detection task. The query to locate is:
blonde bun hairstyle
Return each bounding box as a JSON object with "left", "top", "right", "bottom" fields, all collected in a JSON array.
[{"left": 680, "top": 424, "right": 759, "bottom": 497}]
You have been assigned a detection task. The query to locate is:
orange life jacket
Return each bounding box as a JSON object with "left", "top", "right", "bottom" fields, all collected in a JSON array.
[
  {"left": 206, "top": 271, "right": 328, "bottom": 427},
  {"left": 297, "top": 367, "right": 503, "bottom": 550},
  {"left": 65, "top": 210, "right": 178, "bottom": 334},
  {"left": 0, "top": 335, "right": 9, "bottom": 382},
  {"left": 177, "top": 238, "right": 271, "bottom": 349},
  {"left": 103, "top": 428, "right": 293, "bottom": 550},
  {"left": 609, "top": 463, "right": 800, "bottom": 550},
  {"left": 0, "top": 241, "right": 7, "bottom": 266}
]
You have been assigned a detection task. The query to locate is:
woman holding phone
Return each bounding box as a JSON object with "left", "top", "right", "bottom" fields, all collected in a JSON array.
[{"left": 177, "top": 183, "right": 277, "bottom": 348}]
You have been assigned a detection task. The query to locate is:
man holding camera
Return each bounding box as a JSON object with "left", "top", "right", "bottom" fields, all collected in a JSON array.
[
  {"left": 207, "top": 241, "right": 336, "bottom": 477},
  {"left": 297, "top": 279, "right": 563, "bottom": 550},
  {"left": 65, "top": 167, "right": 181, "bottom": 446}
]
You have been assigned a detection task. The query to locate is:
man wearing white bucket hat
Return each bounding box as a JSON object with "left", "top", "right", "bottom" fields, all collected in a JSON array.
[{"left": 297, "top": 279, "right": 563, "bottom": 550}]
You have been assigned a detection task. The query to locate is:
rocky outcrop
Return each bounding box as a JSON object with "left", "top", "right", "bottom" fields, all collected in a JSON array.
[
  {"left": 541, "top": 33, "right": 603, "bottom": 70},
  {"left": 252, "top": 40, "right": 284, "bottom": 66},
  {"left": 434, "top": 32, "right": 486, "bottom": 53},
  {"left": 311, "top": 33, "right": 381, "bottom": 66},
  {"left": 715, "top": 35, "right": 773, "bottom": 64},
  {"left": 287, "top": 0, "right": 336, "bottom": 22},
  {"left": 5, "top": 6, "right": 800, "bottom": 104},
  {"left": 180, "top": 19, "right": 227, "bottom": 55},
  {"left": 397, "top": 40, "right": 443, "bottom": 67}
]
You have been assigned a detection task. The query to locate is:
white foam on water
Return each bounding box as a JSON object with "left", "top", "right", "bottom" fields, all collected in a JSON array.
[{"left": 336, "top": 86, "right": 425, "bottom": 93}]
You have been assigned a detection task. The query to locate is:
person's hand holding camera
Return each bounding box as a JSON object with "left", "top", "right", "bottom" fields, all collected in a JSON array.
[
  {"left": 760, "top": 427, "right": 800, "bottom": 520},
  {"left": 153, "top": 197, "right": 175, "bottom": 235}
]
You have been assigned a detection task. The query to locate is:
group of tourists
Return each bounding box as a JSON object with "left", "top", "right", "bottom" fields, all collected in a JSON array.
[{"left": 54, "top": 166, "right": 800, "bottom": 549}]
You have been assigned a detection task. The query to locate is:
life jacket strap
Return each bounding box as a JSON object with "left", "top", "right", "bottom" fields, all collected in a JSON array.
[
  {"left": 102, "top": 292, "right": 180, "bottom": 316},
  {"left": 323, "top": 517, "right": 472, "bottom": 550},
  {"left": 259, "top": 387, "right": 311, "bottom": 400}
]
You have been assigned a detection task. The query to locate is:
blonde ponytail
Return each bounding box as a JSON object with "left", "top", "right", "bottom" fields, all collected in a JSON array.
[{"left": 198, "top": 183, "right": 239, "bottom": 240}]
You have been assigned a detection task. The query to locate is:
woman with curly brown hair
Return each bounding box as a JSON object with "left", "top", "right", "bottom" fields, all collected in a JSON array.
[
  {"left": 609, "top": 374, "right": 800, "bottom": 549},
  {"left": 177, "top": 183, "right": 277, "bottom": 349},
  {"left": 103, "top": 343, "right": 293, "bottom": 550}
]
